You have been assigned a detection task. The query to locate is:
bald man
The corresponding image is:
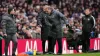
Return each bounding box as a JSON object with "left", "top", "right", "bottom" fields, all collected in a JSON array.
[
  {"left": 36, "top": 5, "right": 52, "bottom": 54},
  {"left": 43, "top": 5, "right": 67, "bottom": 55}
]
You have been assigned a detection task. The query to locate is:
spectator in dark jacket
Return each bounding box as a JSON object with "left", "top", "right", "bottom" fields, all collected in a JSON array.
[{"left": 82, "top": 8, "right": 96, "bottom": 53}]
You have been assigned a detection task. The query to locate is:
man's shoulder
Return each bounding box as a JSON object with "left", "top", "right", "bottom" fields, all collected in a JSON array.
[
  {"left": 2, "top": 15, "right": 8, "bottom": 19},
  {"left": 2, "top": 14, "right": 10, "bottom": 20},
  {"left": 90, "top": 15, "right": 95, "bottom": 18},
  {"left": 53, "top": 10, "right": 64, "bottom": 16},
  {"left": 39, "top": 11, "right": 46, "bottom": 15},
  {"left": 53, "top": 10, "right": 59, "bottom": 14}
]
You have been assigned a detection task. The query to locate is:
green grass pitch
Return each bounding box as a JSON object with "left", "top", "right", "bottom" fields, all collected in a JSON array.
[{"left": 30, "top": 52, "right": 100, "bottom": 56}]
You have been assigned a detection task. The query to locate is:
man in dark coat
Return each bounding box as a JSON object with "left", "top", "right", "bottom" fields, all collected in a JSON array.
[
  {"left": 44, "top": 6, "right": 66, "bottom": 55},
  {"left": 36, "top": 5, "right": 52, "bottom": 54},
  {"left": 1, "top": 5, "right": 17, "bottom": 56},
  {"left": 82, "top": 8, "right": 96, "bottom": 53}
]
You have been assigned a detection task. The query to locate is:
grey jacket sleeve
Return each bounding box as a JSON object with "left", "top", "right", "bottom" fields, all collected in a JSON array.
[
  {"left": 57, "top": 11, "right": 66, "bottom": 24},
  {"left": 37, "top": 12, "right": 42, "bottom": 25},
  {"left": 1, "top": 16, "right": 7, "bottom": 34}
]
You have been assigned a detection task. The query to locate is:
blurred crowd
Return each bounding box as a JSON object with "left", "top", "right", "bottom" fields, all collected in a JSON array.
[{"left": 0, "top": 0, "right": 100, "bottom": 39}]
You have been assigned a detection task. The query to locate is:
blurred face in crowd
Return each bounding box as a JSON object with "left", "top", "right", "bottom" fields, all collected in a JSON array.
[
  {"left": 24, "top": 3, "right": 28, "bottom": 8},
  {"left": 0, "top": 7, "right": 3, "bottom": 12},
  {"left": 3, "top": 7, "right": 7, "bottom": 11},
  {"left": 35, "top": 6, "right": 40, "bottom": 12},
  {"left": 84, "top": 9, "right": 91, "bottom": 15},
  {"left": 43, "top": 5, "right": 48, "bottom": 12},
  {"left": 1, "top": 8, "right": 7, "bottom": 14},
  {"left": 17, "top": 14, "right": 21, "bottom": 19}
]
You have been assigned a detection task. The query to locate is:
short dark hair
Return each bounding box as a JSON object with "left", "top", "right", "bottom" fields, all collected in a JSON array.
[
  {"left": 8, "top": 5, "right": 14, "bottom": 14},
  {"left": 84, "top": 7, "right": 92, "bottom": 11}
]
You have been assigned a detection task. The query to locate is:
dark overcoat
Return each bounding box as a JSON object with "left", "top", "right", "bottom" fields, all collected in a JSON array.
[
  {"left": 37, "top": 11, "right": 52, "bottom": 40},
  {"left": 48, "top": 10, "right": 66, "bottom": 38}
]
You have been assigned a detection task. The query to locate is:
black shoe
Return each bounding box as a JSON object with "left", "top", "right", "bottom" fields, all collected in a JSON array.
[
  {"left": 82, "top": 50, "right": 87, "bottom": 53},
  {"left": 43, "top": 52, "right": 48, "bottom": 54},
  {"left": 57, "top": 53, "right": 62, "bottom": 55},
  {"left": 12, "top": 53, "right": 16, "bottom": 56},
  {"left": 48, "top": 52, "right": 54, "bottom": 54}
]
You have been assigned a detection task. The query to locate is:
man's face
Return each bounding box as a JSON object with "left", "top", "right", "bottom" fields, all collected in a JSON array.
[
  {"left": 84, "top": 9, "right": 91, "bottom": 15},
  {"left": 43, "top": 5, "right": 52, "bottom": 14},
  {"left": 47, "top": 8, "right": 52, "bottom": 14},
  {"left": 43, "top": 6, "right": 48, "bottom": 13},
  {"left": 10, "top": 9, "right": 16, "bottom": 15},
  {"left": 0, "top": 8, "right": 3, "bottom": 12},
  {"left": 2, "top": 8, "right": 7, "bottom": 13}
]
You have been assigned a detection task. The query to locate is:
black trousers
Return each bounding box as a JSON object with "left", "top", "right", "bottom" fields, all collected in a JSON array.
[
  {"left": 42, "top": 36, "right": 55, "bottom": 54},
  {"left": 4, "top": 34, "right": 17, "bottom": 56},
  {"left": 42, "top": 40, "right": 47, "bottom": 54},
  {"left": 82, "top": 31, "right": 91, "bottom": 52},
  {"left": 48, "top": 37, "right": 62, "bottom": 54},
  {"left": 56, "top": 38, "right": 62, "bottom": 53},
  {"left": 48, "top": 36, "right": 56, "bottom": 53}
]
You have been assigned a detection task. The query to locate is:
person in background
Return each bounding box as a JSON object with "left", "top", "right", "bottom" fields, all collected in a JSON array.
[
  {"left": 45, "top": 5, "right": 66, "bottom": 55},
  {"left": 36, "top": 5, "right": 52, "bottom": 54},
  {"left": 82, "top": 8, "right": 96, "bottom": 53},
  {"left": 1, "top": 5, "right": 18, "bottom": 56}
]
